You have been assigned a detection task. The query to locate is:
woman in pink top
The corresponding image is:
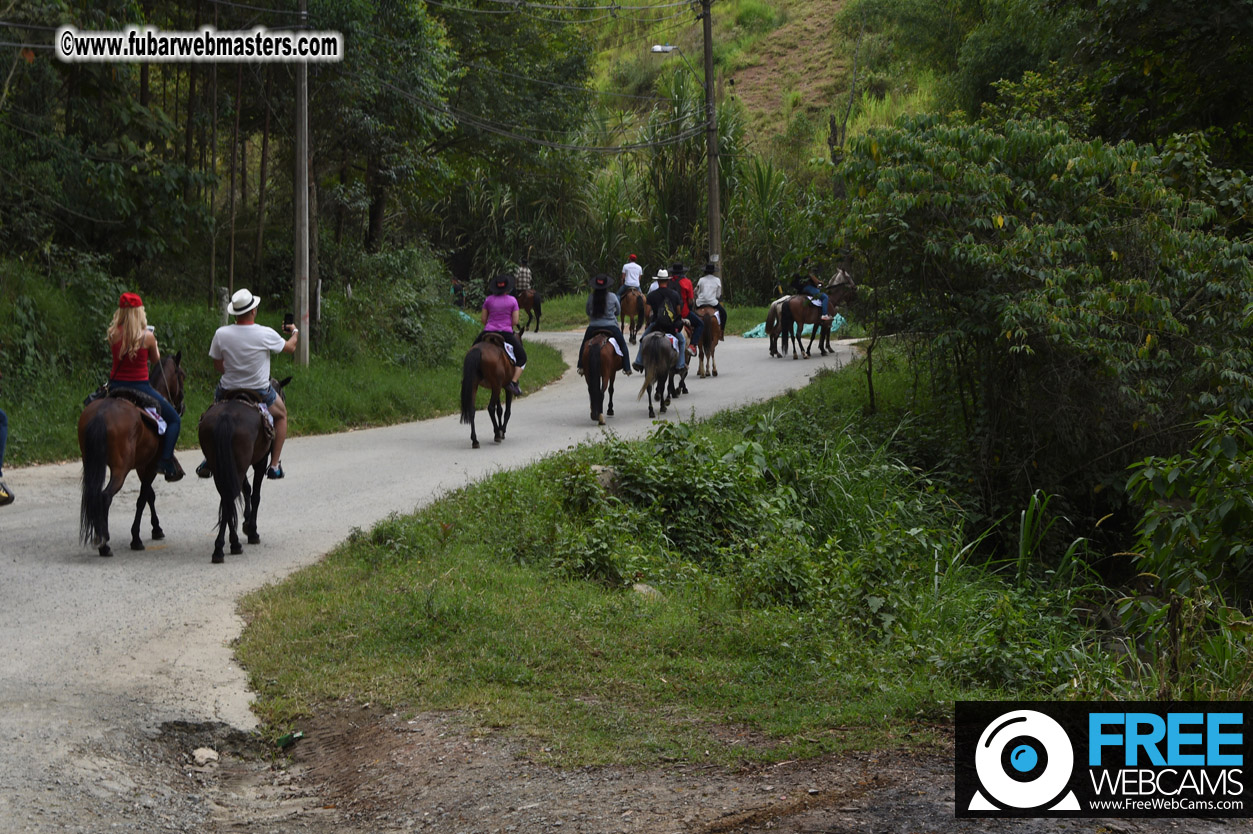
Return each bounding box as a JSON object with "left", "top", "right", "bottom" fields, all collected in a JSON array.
[{"left": 478, "top": 273, "right": 527, "bottom": 395}]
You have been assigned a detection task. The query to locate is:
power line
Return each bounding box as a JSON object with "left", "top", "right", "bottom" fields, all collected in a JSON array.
[{"left": 379, "top": 79, "right": 703, "bottom": 152}]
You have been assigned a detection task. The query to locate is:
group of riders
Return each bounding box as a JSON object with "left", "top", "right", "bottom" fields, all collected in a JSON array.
[{"left": 102, "top": 288, "right": 298, "bottom": 484}]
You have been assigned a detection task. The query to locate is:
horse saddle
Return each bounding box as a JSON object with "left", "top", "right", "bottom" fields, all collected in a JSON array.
[
  {"left": 88, "top": 387, "right": 166, "bottom": 434},
  {"left": 475, "top": 331, "right": 517, "bottom": 366},
  {"left": 201, "top": 394, "right": 275, "bottom": 447},
  {"left": 588, "top": 328, "right": 624, "bottom": 357}
]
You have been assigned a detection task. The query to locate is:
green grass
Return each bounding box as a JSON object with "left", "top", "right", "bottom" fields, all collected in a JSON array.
[{"left": 236, "top": 353, "right": 1145, "bottom": 765}]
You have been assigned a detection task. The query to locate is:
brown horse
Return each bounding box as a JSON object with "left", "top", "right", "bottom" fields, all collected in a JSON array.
[
  {"left": 694, "top": 306, "right": 722, "bottom": 378},
  {"left": 765, "top": 294, "right": 790, "bottom": 357},
  {"left": 460, "top": 333, "right": 515, "bottom": 448},
  {"left": 515, "top": 289, "right": 542, "bottom": 337},
  {"left": 198, "top": 377, "right": 291, "bottom": 564},
  {"left": 582, "top": 331, "right": 624, "bottom": 425},
  {"left": 78, "top": 353, "right": 185, "bottom": 558},
  {"left": 781, "top": 270, "right": 858, "bottom": 360},
  {"left": 620, "top": 288, "right": 646, "bottom": 344}
]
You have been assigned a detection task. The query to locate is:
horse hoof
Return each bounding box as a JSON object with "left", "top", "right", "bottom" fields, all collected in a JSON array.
[
  {"left": 597, "top": 415, "right": 605, "bottom": 426},
  {"left": 472, "top": 440, "right": 480, "bottom": 449},
  {"left": 606, "top": 408, "right": 614, "bottom": 416},
  {"left": 151, "top": 528, "right": 164, "bottom": 540},
  {"left": 230, "top": 543, "right": 244, "bottom": 555},
  {"left": 99, "top": 545, "right": 113, "bottom": 558},
  {"left": 247, "top": 533, "right": 261, "bottom": 545},
  {"left": 131, "top": 540, "right": 145, "bottom": 551},
  {"left": 712, "top": 370, "right": 718, "bottom": 377},
  {"left": 212, "top": 551, "right": 224, "bottom": 564},
  {"left": 648, "top": 409, "right": 655, "bottom": 418},
  {"left": 494, "top": 436, "right": 502, "bottom": 443},
  {"left": 591, "top": 412, "right": 598, "bottom": 422}
]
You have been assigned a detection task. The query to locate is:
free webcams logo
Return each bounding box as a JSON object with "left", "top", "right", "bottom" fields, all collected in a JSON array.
[{"left": 955, "top": 702, "right": 1250, "bottom": 819}]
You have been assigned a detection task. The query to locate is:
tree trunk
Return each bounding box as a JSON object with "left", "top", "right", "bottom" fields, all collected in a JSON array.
[
  {"left": 254, "top": 67, "right": 271, "bottom": 274},
  {"left": 335, "top": 145, "right": 347, "bottom": 245},
  {"left": 365, "top": 155, "right": 385, "bottom": 252},
  {"left": 140, "top": 63, "right": 149, "bottom": 108},
  {"left": 309, "top": 154, "right": 320, "bottom": 321},
  {"left": 227, "top": 65, "right": 241, "bottom": 294},
  {"left": 208, "top": 3, "right": 219, "bottom": 308},
  {"left": 183, "top": 1, "right": 200, "bottom": 201}
]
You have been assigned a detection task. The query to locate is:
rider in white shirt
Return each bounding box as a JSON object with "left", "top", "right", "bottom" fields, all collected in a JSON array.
[
  {"left": 694, "top": 261, "right": 726, "bottom": 337},
  {"left": 618, "top": 253, "right": 643, "bottom": 299}
]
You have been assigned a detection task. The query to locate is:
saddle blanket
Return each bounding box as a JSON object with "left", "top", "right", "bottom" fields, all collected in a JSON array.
[
  {"left": 610, "top": 340, "right": 624, "bottom": 358},
  {"left": 142, "top": 407, "right": 167, "bottom": 435},
  {"left": 810, "top": 297, "right": 823, "bottom": 307},
  {"left": 666, "top": 334, "right": 680, "bottom": 353},
  {"left": 258, "top": 403, "right": 274, "bottom": 430},
  {"left": 502, "top": 342, "right": 517, "bottom": 365}
]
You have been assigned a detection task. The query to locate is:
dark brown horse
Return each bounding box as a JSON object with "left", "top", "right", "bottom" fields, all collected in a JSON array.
[
  {"left": 515, "top": 289, "right": 542, "bottom": 337},
  {"left": 620, "top": 288, "right": 646, "bottom": 344},
  {"left": 765, "top": 294, "right": 790, "bottom": 357},
  {"left": 781, "top": 269, "right": 858, "bottom": 359},
  {"left": 198, "top": 377, "right": 290, "bottom": 564},
  {"left": 694, "top": 306, "right": 722, "bottom": 378},
  {"left": 460, "top": 333, "right": 514, "bottom": 448},
  {"left": 582, "top": 331, "right": 624, "bottom": 425},
  {"left": 78, "top": 353, "right": 185, "bottom": 558},
  {"left": 636, "top": 330, "right": 681, "bottom": 418}
]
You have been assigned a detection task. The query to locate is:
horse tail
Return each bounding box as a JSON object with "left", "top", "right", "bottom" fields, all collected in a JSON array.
[
  {"left": 460, "top": 345, "right": 482, "bottom": 424},
  {"left": 781, "top": 301, "right": 795, "bottom": 349},
  {"left": 211, "top": 410, "right": 243, "bottom": 533},
  {"left": 586, "top": 337, "right": 604, "bottom": 414},
  {"left": 766, "top": 301, "right": 779, "bottom": 334},
  {"left": 637, "top": 336, "right": 663, "bottom": 401},
  {"left": 79, "top": 410, "right": 110, "bottom": 545},
  {"left": 533, "top": 293, "right": 542, "bottom": 318}
]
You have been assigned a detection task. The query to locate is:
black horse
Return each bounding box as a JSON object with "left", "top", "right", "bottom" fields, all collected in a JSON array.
[
  {"left": 198, "top": 377, "right": 290, "bottom": 564},
  {"left": 636, "top": 330, "right": 681, "bottom": 418}
]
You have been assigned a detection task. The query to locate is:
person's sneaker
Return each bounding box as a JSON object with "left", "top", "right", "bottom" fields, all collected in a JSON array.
[
  {"left": 195, "top": 459, "right": 212, "bottom": 478},
  {"left": 576, "top": 367, "right": 585, "bottom": 376},
  {"left": 621, "top": 365, "right": 632, "bottom": 376},
  {"left": 632, "top": 363, "right": 643, "bottom": 372},
  {"left": 266, "top": 464, "right": 285, "bottom": 480},
  {"left": 820, "top": 315, "right": 834, "bottom": 322},
  {"left": 0, "top": 480, "right": 13, "bottom": 506},
  {"left": 506, "top": 381, "right": 522, "bottom": 396},
  {"left": 158, "top": 458, "right": 185, "bottom": 482},
  {"left": 688, "top": 345, "right": 698, "bottom": 356}
]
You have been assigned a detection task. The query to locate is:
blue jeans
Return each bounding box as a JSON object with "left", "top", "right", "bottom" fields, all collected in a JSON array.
[
  {"left": 802, "top": 286, "right": 829, "bottom": 317},
  {"left": 634, "top": 324, "right": 686, "bottom": 370},
  {"left": 108, "top": 379, "right": 181, "bottom": 462},
  {"left": 0, "top": 408, "right": 7, "bottom": 476},
  {"left": 685, "top": 312, "right": 704, "bottom": 348},
  {"left": 215, "top": 383, "right": 278, "bottom": 407}
]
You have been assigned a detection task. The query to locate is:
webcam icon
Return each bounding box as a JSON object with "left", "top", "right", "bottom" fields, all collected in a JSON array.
[{"left": 970, "top": 709, "right": 1080, "bottom": 812}]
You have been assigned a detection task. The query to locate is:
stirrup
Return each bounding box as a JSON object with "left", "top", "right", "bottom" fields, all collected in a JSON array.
[{"left": 195, "top": 459, "right": 212, "bottom": 478}]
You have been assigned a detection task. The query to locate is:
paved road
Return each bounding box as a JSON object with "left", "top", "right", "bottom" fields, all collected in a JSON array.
[{"left": 0, "top": 331, "right": 854, "bottom": 831}]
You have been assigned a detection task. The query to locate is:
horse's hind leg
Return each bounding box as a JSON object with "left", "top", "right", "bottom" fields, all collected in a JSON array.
[
  {"left": 229, "top": 474, "right": 247, "bottom": 555},
  {"left": 489, "top": 392, "right": 503, "bottom": 443},
  {"left": 130, "top": 479, "right": 157, "bottom": 551},
  {"left": 606, "top": 376, "right": 615, "bottom": 417},
  {"left": 501, "top": 391, "right": 511, "bottom": 438},
  {"left": 243, "top": 463, "right": 264, "bottom": 545}
]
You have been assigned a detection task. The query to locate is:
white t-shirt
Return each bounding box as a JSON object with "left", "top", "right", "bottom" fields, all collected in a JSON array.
[
  {"left": 621, "top": 261, "right": 643, "bottom": 288},
  {"left": 695, "top": 274, "right": 722, "bottom": 308},
  {"left": 209, "top": 323, "right": 288, "bottom": 390}
]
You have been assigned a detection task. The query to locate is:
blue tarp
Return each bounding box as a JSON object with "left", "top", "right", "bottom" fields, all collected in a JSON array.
[{"left": 742, "top": 313, "right": 845, "bottom": 339}]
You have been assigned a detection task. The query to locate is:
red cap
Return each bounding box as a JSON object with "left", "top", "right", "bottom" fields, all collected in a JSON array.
[
  {"left": 628, "top": 254, "right": 637, "bottom": 260},
  {"left": 118, "top": 292, "right": 143, "bottom": 308}
]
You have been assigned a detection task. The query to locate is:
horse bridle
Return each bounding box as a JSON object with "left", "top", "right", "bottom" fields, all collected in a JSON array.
[{"left": 156, "top": 359, "right": 186, "bottom": 417}]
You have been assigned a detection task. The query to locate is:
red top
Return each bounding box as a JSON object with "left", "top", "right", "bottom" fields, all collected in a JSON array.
[
  {"left": 677, "top": 277, "right": 694, "bottom": 317},
  {"left": 110, "top": 339, "right": 150, "bottom": 382}
]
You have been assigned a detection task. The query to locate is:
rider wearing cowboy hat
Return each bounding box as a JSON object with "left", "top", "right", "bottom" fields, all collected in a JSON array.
[
  {"left": 634, "top": 269, "right": 688, "bottom": 372},
  {"left": 576, "top": 273, "right": 632, "bottom": 377},
  {"left": 197, "top": 288, "right": 299, "bottom": 480},
  {"left": 478, "top": 273, "right": 526, "bottom": 396}
]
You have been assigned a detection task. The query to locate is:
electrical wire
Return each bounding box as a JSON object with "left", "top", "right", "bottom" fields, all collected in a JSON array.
[{"left": 379, "top": 79, "right": 702, "bottom": 152}]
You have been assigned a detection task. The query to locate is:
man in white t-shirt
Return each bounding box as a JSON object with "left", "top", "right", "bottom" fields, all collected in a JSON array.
[
  {"left": 694, "top": 261, "right": 726, "bottom": 339},
  {"left": 196, "top": 288, "right": 299, "bottom": 480},
  {"left": 618, "top": 253, "right": 643, "bottom": 299}
]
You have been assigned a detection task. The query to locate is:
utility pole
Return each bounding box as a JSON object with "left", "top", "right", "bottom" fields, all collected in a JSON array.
[
  {"left": 293, "top": 0, "right": 310, "bottom": 365},
  {"left": 701, "top": 0, "right": 722, "bottom": 291}
]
